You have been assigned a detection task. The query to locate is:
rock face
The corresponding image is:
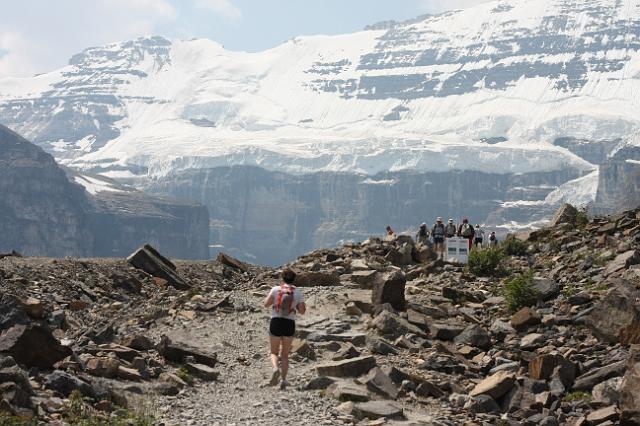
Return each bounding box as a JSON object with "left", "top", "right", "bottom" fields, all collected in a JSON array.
[
  {"left": 146, "top": 166, "right": 581, "bottom": 265},
  {"left": 0, "top": 325, "right": 72, "bottom": 368},
  {"left": 0, "top": 125, "right": 90, "bottom": 256},
  {"left": 586, "top": 283, "right": 640, "bottom": 344},
  {"left": 372, "top": 271, "right": 406, "bottom": 311},
  {"left": 0, "top": 125, "right": 209, "bottom": 259},
  {"left": 594, "top": 146, "right": 640, "bottom": 214},
  {"left": 620, "top": 355, "right": 640, "bottom": 425}
]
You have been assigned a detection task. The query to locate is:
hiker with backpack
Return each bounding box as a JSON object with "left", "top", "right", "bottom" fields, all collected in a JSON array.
[
  {"left": 489, "top": 231, "right": 498, "bottom": 247},
  {"left": 416, "top": 223, "right": 429, "bottom": 245},
  {"left": 457, "top": 218, "right": 475, "bottom": 250},
  {"left": 445, "top": 219, "right": 457, "bottom": 238},
  {"left": 474, "top": 224, "right": 485, "bottom": 248},
  {"left": 264, "top": 268, "right": 306, "bottom": 389},
  {"left": 432, "top": 217, "right": 446, "bottom": 259}
]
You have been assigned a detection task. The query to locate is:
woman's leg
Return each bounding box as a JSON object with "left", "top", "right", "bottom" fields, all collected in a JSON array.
[
  {"left": 280, "top": 337, "right": 293, "bottom": 380},
  {"left": 269, "top": 335, "right": 281, "bottom": 370}
]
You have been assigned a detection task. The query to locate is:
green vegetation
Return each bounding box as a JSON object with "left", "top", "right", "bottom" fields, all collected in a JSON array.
[
  {"left": 503, "top": 272, "right": 539, "bottom": 313},
  {"left": 467, "top": 247, "right": 505, "bottom": 276},
  {"left": 176, "top": 367, "right": 194, "bottom": 385},
  {"left": 0, "top": 413, "right": 36, "bottom": 426},
  {"left": 575, "top": 208, "right": 590, "bottom": 227},
  {"left": 594, "top": 251, "right": 616, "bottom": 267},
  {"left": 564, "top": 390, "right": 592, "bottom": 403},
  {"left": 64, "top": 390, "right": 155, "bottom": 426},
  {"left": 501, "top": 238, "right": 529, "bottom": 257},
  {"left": 562, "top": 282, "right": 578, "bottom": 297}
]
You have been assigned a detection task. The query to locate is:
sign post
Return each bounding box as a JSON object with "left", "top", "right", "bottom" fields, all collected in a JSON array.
[{"left": 445, "top": 238, "right": 469, "bottom": 264}]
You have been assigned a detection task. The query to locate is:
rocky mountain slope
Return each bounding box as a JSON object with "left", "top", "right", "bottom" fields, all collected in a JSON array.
[
  {"left": 1, "top": 204, "right": 640, "bottom": 425},
  {"left": 0, "top": 125, "right": 209, "bottom": 259},
  {"left": 1, "top": 0, "right": 639, "bottom": 263}
]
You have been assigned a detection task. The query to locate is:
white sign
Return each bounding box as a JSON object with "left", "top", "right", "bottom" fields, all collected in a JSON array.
[{"left": 445, "top": 238, "right": 470, "bottom": 264}]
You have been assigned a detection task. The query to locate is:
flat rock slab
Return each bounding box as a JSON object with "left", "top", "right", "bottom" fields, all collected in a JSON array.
[
  {"left": 573, "top": 360, "right": 628, "bottom": 391},
  {"left": 352, "top": 400, "right": 404, "bottom": 420},
  {"left": 157, "top": 335, "right": 217, "bottom": 367},
  {"left": 316, "top": 355, "right": 377, "bottom": 378},
  {"left": 184, "top": 363, "right": 219, "bottom": 381},
  {"left": 127, "top": 244, "right": 190, "bottom": 290},
  {"left": 328, "top": 381, "right": 370, "bottom": 402},
  {"left": 306, "top": 332, "right": 367, "bottom": 347},
  {"left": 363, "top": 367, "right": 398, "bottom": 400},
  {"left": 470, "top": 371, "right": 516, "bottom": 399}
]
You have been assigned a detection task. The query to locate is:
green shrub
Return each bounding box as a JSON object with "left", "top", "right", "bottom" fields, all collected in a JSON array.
[
  {"left": 503, "top": 272, "right": 539, "bottom": 313},
  {"left": 64, "top": 390, "right": 155, "bottom": 426},
  {"left": 176, "top": 367, "right": 194, "bottom": 385},
  {"left": 0, "top": 413, "right": 36, "bottom": 426},
  {"left": 575, "top": 208, "right": 589, "bottom": 227},
  {"left": 565, "top": 390, "right": 591, "bottom": 403},
  {"left": 468, "top": 247, "right": 505, "bottom": 276},
  {"left": 501, "top": 238, "right": 529, "bottom": 256}
]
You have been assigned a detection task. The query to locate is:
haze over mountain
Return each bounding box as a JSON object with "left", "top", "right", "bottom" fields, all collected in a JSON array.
[{"left": 1, "top": 0, "right": 639, "bottom": 264}]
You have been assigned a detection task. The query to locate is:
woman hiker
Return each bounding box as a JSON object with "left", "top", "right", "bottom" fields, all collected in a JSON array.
[{"left": 264, "top": 268, "right": 306, "bottom": 389}]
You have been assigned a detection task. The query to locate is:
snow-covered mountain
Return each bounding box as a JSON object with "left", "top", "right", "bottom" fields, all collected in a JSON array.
[{"left": 1, "top": 0, "right": 639, "bottom": 264}]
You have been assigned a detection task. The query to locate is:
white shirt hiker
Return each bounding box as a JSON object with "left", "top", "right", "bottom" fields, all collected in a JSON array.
[{"left": 268, "top": 284, "right": 304, "bottom": 320}]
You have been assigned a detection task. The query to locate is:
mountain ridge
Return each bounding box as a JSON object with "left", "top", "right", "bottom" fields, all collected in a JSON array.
[{"left": 0, "top": 0, "right": 639, "bottom": 263}]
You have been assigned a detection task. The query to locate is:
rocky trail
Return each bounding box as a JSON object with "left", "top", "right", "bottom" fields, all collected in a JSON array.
[{"left": 1, "top": 204, "right": 640, "bottom": 425}]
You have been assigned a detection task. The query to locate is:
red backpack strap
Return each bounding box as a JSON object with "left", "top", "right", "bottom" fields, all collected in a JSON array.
[
  {"left": 287, "top": 285, "right": 296, "bottom": 313},
  {"left": 276, "top": 283, "right": 285, "bottom": 312}
]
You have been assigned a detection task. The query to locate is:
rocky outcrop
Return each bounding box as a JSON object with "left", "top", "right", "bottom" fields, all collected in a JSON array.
[
  {"left": 0, "top": 125, "right": 91, "bottom": 256},
  {"left": 594, "top": 146, "right": 640, "bottom": 214},
  {"left": 0, "top": 125, "right": 209, "bottom": 259}
]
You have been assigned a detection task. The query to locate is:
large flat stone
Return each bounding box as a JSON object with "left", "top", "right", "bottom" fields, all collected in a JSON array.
[
  {"left": 157, "top": 335, "right": 217, "bottom": 367},
  {"left": 469, "top": 371, "right": 516, "bottom": 399},
  {"left": 352, "top": 400, "right": 404, "bottom": 420},
  {"left": 0, "top": 325, "right": 71, "bottom": 368},
  {"left": 316, "top": 356, "right": 377, "bottom": 378},
  {"left": 127, "top": 244, "right": 190, "bottom": 290}
]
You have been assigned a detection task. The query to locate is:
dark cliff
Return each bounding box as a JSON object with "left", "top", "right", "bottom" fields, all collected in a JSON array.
[
  {"left": 594, "top": 146, "right": 640, "bottom": 214},
  {"left": 0, "top": 125, "right": 209, "bottom": 259},
  {"left": 144, "top": 165, "right": 584, "bottom": 265},
  {"left": 0, "top": 125, "right": 91, "bottom": 256}
]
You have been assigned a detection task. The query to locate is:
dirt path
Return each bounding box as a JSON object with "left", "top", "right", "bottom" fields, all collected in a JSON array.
[{"left": 151, "top": 289, "right": 345, "bottom": 426}]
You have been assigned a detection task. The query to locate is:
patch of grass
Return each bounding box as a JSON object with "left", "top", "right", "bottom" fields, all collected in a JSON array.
[
  {"left": 0, "top": 413, "right": 36, "bottom": 426},
  {"left": 64, "top": 390, "right": 155, "bottom": 426},
  {"left": 594, "top": 252, "right": 616, "bottom": 267},
  {"left": 467, "top": 247, "right": 506, "bottom": 277},
  {"left": 565, "top": 390, "right": 591, "bottom": 403},
  {"left": 575, "top": 208, "right": 589, "bottom": 227},
  {"left": 176, "top": 367, "right": 194, "bottom": 386},
  {"left": 503, "top": 271, "right": 539, "bottom": 313},
  {"left": 562, "top": 282, "right": 578, "bottom": 298},
  {"left": 501, "top": 238, "right": 529, "bottom": 257}
]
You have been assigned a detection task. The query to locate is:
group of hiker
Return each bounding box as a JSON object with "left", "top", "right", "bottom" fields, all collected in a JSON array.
[{"left": 387, "top": 217, "right": 498, "bottom": 259}]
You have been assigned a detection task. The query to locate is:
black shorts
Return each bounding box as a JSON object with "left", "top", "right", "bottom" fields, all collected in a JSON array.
[
  {"left": 433, "top": 236, "right": 444, "bottom": 244},
  {"left": 475, "top": 238, "right": 483, "bottom": 244},
  {"left": 269, "top": 317, "right": 296, "bottom": 337}
]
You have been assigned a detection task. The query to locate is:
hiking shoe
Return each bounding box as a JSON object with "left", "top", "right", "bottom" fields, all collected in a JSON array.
[
  {"left": 269, "top": 368, "right": 280, "bottom": 386},
  {"left": 279, "top": 379, "right": 289, "bottom": 390}
]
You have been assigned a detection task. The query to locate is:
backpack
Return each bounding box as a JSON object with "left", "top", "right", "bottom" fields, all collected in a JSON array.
[
  {"left": 433, "top": 223, "right": 445, "bottom": 237},
  {"left": 275, "top": 284, "right": 296, "bottom": 317},
  {"left": 461, "top": 223, "right": 473, "bottom": 237}
]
